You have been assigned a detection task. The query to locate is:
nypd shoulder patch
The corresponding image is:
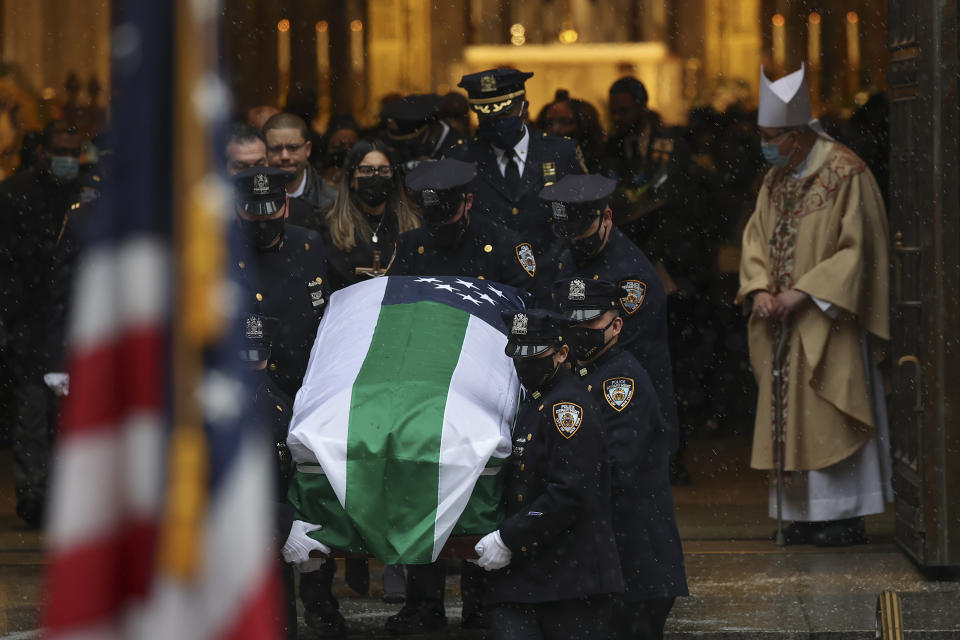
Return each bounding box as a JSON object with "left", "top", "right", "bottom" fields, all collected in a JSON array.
[
  {"left": 619, "top": 279, "right": 646, "bottom": 315},
  {"left": 603, "top": 377, "right": 635, "bottom": 412},
  {"left": 515, "top": 242, "right": 536, "bottom": 278},
  {"left": 552, "top": 402, "right": 583, "bottom": 439}
]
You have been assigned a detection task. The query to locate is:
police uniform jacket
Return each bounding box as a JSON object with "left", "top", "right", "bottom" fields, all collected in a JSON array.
[
  {"left": 233, "top": 223, "right": 328, "bottom": 398},
  {"left": 486, "top": 368, "right": 623, "bottom": 605},
  {"left": 250, "top": 371, "right": 296, "bottom": 548},
  {"left": 577, "top": 347, "right": 688, "bottom": 600},
  {"left": 387, "top": 214, "right": 537, "bottom": 289},
  {"left": 444, "top": 129, "right": 584, "bottom": 254},
  {"left": 548, "top": 227, "right": 679, "bottom": 448},
  {"left": 286, "top": 196, "right": 326, "bottom": 233}
]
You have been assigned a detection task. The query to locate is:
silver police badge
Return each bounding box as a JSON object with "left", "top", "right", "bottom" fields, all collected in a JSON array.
[
  {"left": 619, "top": 280, "right": 647, "bottom": 315},
  {"left": 512, "top": 313, "right": 528, "bottom": 336},
  {"left": 253, "top": 172, "right": 270, "bottom": 195},
  {"left": 422, "top": 189, "right": 439, "bottom": 206},
  {"left": 551, "top": 201, "right": 568, "bottom": 222},
  {"left": 552, "top": 402, "right": 583, "bottom": 439},
  {"left": 245, "top": 315, "right": 263, "bottom": 340},
  {"left": 515, "top": 243, "right": 536, "bottom": 277},
  {"left": 480, "top": 74, "right": 497, "bottom": 92},
  {"left": 569, "top": 279, "right": 586, "bottom": 301},
  {"left": 603, "top": 377, "right": 635, "bottom": 412}
]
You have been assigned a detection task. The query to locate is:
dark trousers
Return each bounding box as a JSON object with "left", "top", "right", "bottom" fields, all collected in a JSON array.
[
  {"left": 611, "top": 596, "right": 675, "bottom": 640},
  {"left": 488, "top": 595, "right": 613, "bottom": 640},
  {"left": 405, "top": 559, "right": 484, "bottom": 614},
  {"left": 12, "top": 380, "right": 56, "bottom": 526},
  {"left": 300, "top": 560, "right": 338, "bottom": 613}
]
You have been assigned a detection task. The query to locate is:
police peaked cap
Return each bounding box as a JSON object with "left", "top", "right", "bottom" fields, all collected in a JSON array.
[
  {"left": 551, "top": 278, "right": 627, "bottom": 323},
  {"left": 405, "top": 158, "right": 477, "bottom": 203},
  {"left": 239, "top": 312, "right": 280, "bottom": 363},
  {"left": 540, "top": 174, "right": 617, "bottom": 237},
  {"left": 232, "top": 166, "right": 289, "bottom": 216},
  {"left": 381, "top": 94, "right": 443, "bottom": 139},
  {"left": 502, "top": 308, "right": 566, "bottom": 358},
  {"left": 458, "top": 68, "right": 533, "bottom": 116}
]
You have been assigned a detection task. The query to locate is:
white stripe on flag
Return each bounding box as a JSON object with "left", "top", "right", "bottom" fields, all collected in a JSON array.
[
  {"left": 68, "top": 238, "right": 169, "bottom": 350},
  {"left": 288, "top": 278, "right": 389, "bottom": 502},
  {"left": 47, "top": 413, "right": 165, "bottom": 548},
  {"left": 433, "top": 314, "right": 518, "bottom": 560}
]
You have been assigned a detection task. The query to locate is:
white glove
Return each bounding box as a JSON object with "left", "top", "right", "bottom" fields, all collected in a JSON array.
[
  {"left": 282, "top": 520, "right": 330, "bottom": 567},
  {"left": 474, "top": 530, "right": 512, "bottom": 571},
  {"left": 43, "top": 372, "right": 70, "bottom": 396}
]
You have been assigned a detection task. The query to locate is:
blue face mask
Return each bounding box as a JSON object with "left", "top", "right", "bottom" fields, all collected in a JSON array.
[
  {"left": 50, "top": 155, "right": 79, "bottom": 182},
  {"left": 478, "top": 110, "right": 526, "bottom": 149},
  {"left": 761, "top": 140, "right": 789, "bottom": 167}
]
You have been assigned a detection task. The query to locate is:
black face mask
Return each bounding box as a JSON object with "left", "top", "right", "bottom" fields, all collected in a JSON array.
[
  {"left": 242, "top": 217, "right": 285, "bottom": 250},
  {"left": 428, "top": 214, "right": 469, "bottom": 247},
  {"left": 569, "top": 220, "right": 607, "bottom": 265},
  {"left": 565, "top": 316, "right": 616, "bottom": 362},
  {"left": 513, "top": 356, "right": 559, "bottom": 393},
  {"left": 478, "top": 115, "right": 526, "bottom": 149},
  {"left": 356, "top": 175, "right": 392, "bottom": 207}
]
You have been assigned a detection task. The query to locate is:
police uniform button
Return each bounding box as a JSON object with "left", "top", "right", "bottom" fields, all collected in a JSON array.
[
  {"left": 587, "top": 384, "right": 593, "bottom": 392},
  {"left": 558, "top": 262, "right": 563, "bottom": 270},
  {"left": 418, "top": 246, "right": 425, "bottom": 254},
  {"left": 305, "top": 242, "right": 310, "bottom": 250},
  {"left": 526, "top": 433, "right": 532, "bottom": 441},
  {"left": 256, "top": 292, "right": 263, "bottom": 301},
  {"left": 532, "top": 541, "right": 538, "bottom": 547},
  {"left": 511, "top": 207, "right": 519, "bottom": 215},
  {"left": 275, "top": 404, "right": 283, "bottom": 412},
  {"left": 315, "top": 276, "right": 323, "bottom": 284},
  {"left": 483, "top": 244, "right": 493, "bottom": 253},
  {"left": 478, "top": 275, "right": 485, "bottom": 280},
  {"left": 593, "top": 274, "right": 599, "bottom": 279},
  {"left": 521, "top": 546, "right": 528, "bottom": 552},
  {"left": 520, "top": 464, "right": 525, "bottom": 471},
  {"left": 517, "top": 494, "right": 523, "bottom": 502},
  {"left": 269, "top": 363, "right": 277, "bottom": 371},
  {"left": 538, "top": 404, "right": 544, "bottom": 411},
  {"left": 238, "top": 261, "right": 246, "bottom": 269}
]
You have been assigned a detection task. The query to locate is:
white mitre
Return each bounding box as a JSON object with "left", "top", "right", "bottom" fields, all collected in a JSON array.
[{"left": 758, "top": 63, "right": 812, "bottom": 128}]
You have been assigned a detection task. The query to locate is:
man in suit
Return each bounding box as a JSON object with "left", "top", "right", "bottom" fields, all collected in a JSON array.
[{"left": 445, "top": 68, "right": 586, "bottom": 255}]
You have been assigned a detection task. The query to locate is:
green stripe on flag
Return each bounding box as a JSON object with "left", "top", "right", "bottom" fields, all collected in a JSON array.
[{"left": 346, "top": 300, "right": 470, "bottom": 563}]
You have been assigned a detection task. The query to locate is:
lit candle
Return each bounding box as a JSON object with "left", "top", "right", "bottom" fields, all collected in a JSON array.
[
  {"left": 316, "top": 20, "right": 330, "bottom": 77},
  {"left": 772, "top": 14, "right": 786, "bottom": 71},
  {"left": 350, "top": 19, "right": 364, "bottom": 75},
  {"left": 277, "top": 19, "right": 291, "bottom": 104},
  {"left": 845, "top": 12, "right": 860, "bottom": 69},
  {"left": 807, "top": 12, "right": 821, "bottom": 68}
]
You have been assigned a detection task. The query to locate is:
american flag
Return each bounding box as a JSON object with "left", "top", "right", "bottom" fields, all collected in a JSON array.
[{"left": 42, "top": 1, "right": 281, "bottom": 638}]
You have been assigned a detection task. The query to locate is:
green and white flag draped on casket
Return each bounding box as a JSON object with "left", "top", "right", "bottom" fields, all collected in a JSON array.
[{"left": 286, "top": 275, "right": 524, "bottom": 564}]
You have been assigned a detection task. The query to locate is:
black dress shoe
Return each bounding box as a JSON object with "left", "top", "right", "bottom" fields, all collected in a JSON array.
[
  {"left": 813, "top": 517, "right": 868, "bottom": 547},
  {"left": 385, "top": 603, "right": 447, "bottom": 635},
  {"left": 772, "top": 521, "right": 823, "bottom": 545},
  {"left": 304, "top": 606, "right": 346, "bottom": 639}
]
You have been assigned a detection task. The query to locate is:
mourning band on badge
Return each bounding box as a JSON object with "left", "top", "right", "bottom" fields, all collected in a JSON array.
[
  {"left": 603, "top": 377, "right": 635, "bottom": 412},
  {"left": 553, "top": 402, "right": 583, "bottom": 439}
]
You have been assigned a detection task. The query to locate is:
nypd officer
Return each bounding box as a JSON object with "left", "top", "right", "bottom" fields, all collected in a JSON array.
[
  {"left": 388, "top": 158, "right": 537, "bottom": 289},
  {"left": 231, "top": 167, "right": 329, "bottom": 399},
  {"left": 475, "top": 309, "right": 623, "bottom": 640},
  {"left": 445, "top": 68, "right": 586, "bottom": 255},
  {"left": 379, "top": 93, "right": 456, "bottom": 171},
  {"left": 538, "top": 174, "right": 685, "bottom": 483},
  {"left": 554, "top": 278, "right": 687, "bottom": 639}
]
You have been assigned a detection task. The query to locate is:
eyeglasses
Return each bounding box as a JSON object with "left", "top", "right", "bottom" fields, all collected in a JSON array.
[
  {"left": 355, "top": 165, "right": 394, "bottom": 178},
  {"left": 266, "top": 142, "right": 306, "bottom": 155}
]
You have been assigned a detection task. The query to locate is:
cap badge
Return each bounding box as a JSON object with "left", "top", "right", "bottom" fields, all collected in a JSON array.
[
  {"left": 511, "top": 313, "right": 528, "bottom": 336},
  {"left": 551, "top": 201, "right": 567, "bottom": 221},
  {"left": 245, "top": 316, "right": 263, "bottom": 340},
  {"left": 480, "top": 74, "right": 497, "bottom": 93},
  {"left": 569, "top": 279, "right": 586, "bottom": 301},
  {"left": 422, "top": 189, "right": 439, "bottom": 206},
  {"left": 253, "top": 172, "right": 270, "bottom": 196}
]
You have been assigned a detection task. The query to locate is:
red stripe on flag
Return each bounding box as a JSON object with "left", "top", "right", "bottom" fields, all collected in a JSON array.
[
  {"left": 43, "top": 518, "right": 157, "bottom": 633},
  {"left": 216, "top": 567, "right": 283, "bottom": 640},
  {"left": 62, "top": 327, "right": 166, "bottom": 435}
]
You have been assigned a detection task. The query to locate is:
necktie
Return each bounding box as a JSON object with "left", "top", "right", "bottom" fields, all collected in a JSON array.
[{"left": 504, "top": 148, "right": 521, "bottom": 198}]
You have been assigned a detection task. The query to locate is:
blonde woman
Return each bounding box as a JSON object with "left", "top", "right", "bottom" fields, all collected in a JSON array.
[{"left": 322, "top": 139, "right": 420, "bottom": 290}]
